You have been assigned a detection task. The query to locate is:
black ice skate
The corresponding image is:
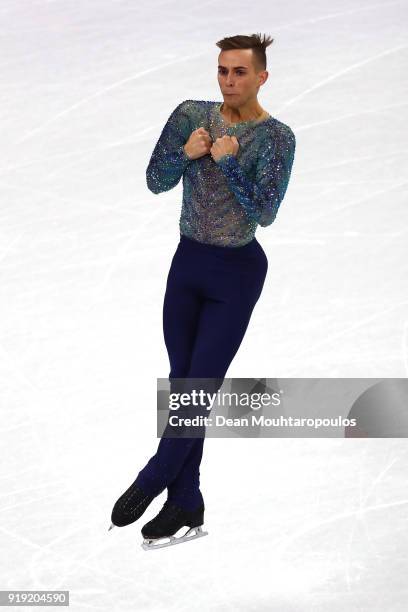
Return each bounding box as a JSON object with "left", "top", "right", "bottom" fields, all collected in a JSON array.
[
  {"left": 109, "top": 481, "right": 155, "bottom": 530},
  {"left": 141, "top": 500, "right": 208, "bottom": 550}
]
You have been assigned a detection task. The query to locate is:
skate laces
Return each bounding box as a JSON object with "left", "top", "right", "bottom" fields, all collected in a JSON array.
[
  {"left": 122, "top": 485, "right": 152, "bottom": 514},
  {"left": 155, "top": 501, "right": 183, "bottom": 524}
]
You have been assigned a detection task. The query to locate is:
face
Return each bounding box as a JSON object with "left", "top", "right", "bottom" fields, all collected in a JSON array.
[{"left": 217, "top": 49, "right": 268, "bottom": 106}]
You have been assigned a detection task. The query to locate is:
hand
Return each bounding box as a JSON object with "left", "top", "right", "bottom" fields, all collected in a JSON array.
[
  {"left": 183, "top": 128, "right": 212, "bottom": 160},
  {"left": 210, "top": 135, "right": 239, "bottom": 162}
]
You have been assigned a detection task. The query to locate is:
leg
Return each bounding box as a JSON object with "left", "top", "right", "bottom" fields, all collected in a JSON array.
[
  {"left": 134, "top": 247, "right": 204, "bottom": 495},
  {"left": 165, "top": 437, "right": 205, "bottom": 510},
  {"left": 167, "top": 245, "right": 268, "bottom": 507}
]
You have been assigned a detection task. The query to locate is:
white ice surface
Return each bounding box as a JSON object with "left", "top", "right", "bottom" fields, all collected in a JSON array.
[{"left": 1, "top": 0, "right": 408, "bottom": 610}]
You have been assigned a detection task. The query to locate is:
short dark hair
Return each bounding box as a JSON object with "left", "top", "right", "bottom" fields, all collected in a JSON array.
[{"left": 215, "top": 33, "right": 274, "bottom": 72}]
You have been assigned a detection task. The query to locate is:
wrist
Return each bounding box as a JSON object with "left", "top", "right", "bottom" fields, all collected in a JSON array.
[
  {"left": 182, "top": 144, "right": 191, "bottom": 161},
  {"left": 215, "top": 153, "right": 235, "bottom": 165}
]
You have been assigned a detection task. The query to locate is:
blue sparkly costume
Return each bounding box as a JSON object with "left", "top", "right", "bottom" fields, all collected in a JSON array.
[
  {"left": 134, "top": 100, "right": 296, "bottom": 511},
  {"left": 146, "top": 99, "right": 296, "bottom": 247}
]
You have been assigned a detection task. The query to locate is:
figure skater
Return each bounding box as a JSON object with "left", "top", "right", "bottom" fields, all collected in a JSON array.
[{"left": 109, "top": 32, "right": 296, "bottom": 549}]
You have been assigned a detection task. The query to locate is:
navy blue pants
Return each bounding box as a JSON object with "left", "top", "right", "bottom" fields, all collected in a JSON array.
[{"left": 134, "top": 233, "right": 268, "bottom": 510}]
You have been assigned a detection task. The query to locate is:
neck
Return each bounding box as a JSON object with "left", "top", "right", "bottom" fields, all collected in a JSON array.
[{"left": 220, "top": 99, "right": 265, "bottom": 123}]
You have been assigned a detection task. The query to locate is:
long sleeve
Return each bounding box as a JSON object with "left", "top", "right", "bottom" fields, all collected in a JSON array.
[
  {"left": 214, "top": 125, "right": 296, "bottom": 227},
  {"left": 146, "top": 100, "right": 192, "bottom": 194}
]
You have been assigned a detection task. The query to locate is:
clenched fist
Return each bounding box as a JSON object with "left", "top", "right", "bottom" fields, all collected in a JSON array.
[
  {"left": 210, "top": 135, "right": 239, "bottom": 162},
  {"left": 183, "top": 128, "right": 212, "bottom": 160}
]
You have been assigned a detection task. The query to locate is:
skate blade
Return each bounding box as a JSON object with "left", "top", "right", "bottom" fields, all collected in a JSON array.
[{"left": 141, "top": 525, "right": 208, "bottom": 551}]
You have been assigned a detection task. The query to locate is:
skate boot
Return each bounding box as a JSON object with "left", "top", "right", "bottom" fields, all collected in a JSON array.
[
  {"left": 109, "top": 481, "right": 156, "bottom": 530},
  {"left": 141, "top": 500, "right": 208, "bottom": 550}
]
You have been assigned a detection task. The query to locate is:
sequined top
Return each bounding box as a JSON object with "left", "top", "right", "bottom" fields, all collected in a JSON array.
[{"left": 146, "top": 99, "right": 296, "bottom": 247}]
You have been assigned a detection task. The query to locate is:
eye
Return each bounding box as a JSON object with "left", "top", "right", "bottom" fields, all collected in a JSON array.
[{"left": 218, "top": 69, "right": 246, "bottom": 75}]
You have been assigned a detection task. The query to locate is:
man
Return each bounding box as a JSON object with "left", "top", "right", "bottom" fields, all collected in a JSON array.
[{"left": 110, "top": 33, "right": 296, "bottom": 550}]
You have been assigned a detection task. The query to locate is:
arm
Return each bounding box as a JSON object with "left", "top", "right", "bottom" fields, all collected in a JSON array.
[
  {"left": 146, "top": 100, "right": 192, "bottom": 194},
  {"left": 214, "top": 125, "right": 296, "bottom": 227}
]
